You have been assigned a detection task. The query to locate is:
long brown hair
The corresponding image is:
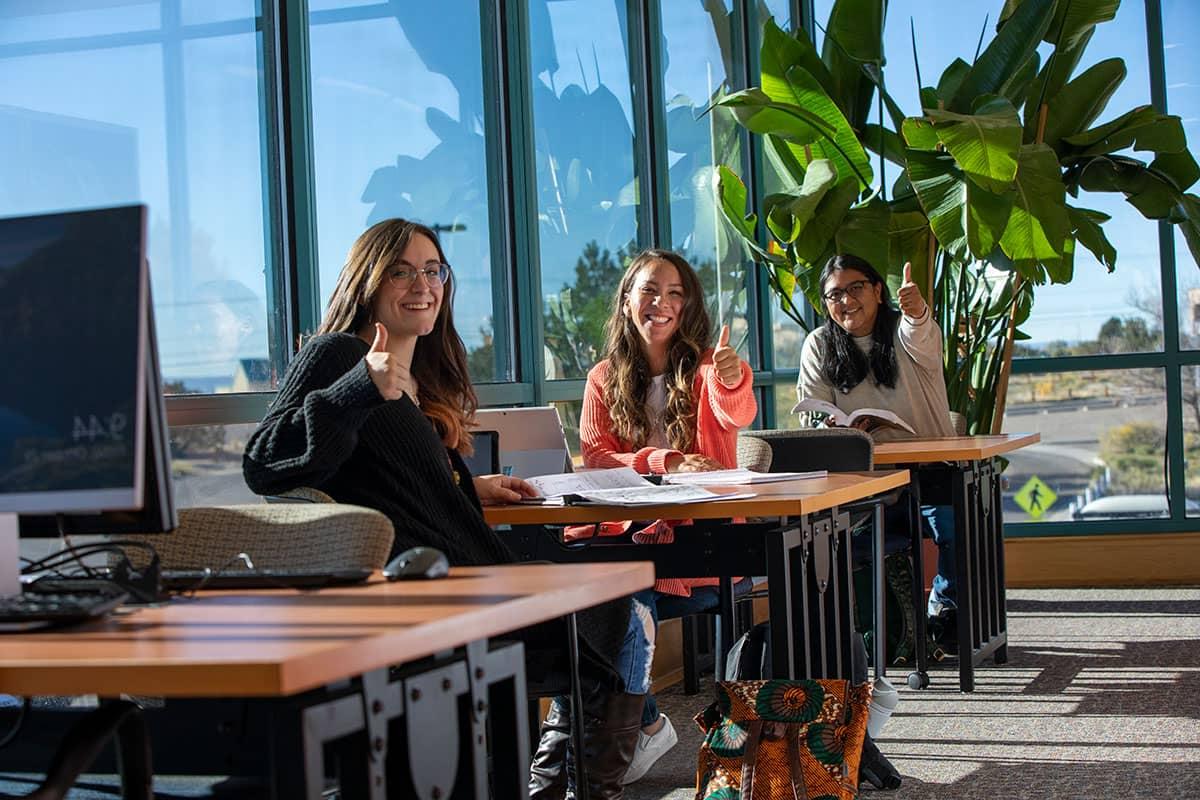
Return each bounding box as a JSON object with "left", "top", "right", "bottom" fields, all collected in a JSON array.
[
  {"left": 316, "top": 218, "right": 476, "bottom": 453},
  {"left": 600, "top": 249, "right": 712, "bottom": 451}
]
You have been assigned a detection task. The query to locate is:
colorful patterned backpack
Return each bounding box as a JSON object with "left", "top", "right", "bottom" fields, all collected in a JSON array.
[{"left": 694, "top": 679, "right": 870, "bottom": 799}]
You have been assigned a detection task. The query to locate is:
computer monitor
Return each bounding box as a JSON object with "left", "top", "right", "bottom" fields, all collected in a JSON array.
[{"left": 0, "top": 205, "right": 175, "bottom": 596}]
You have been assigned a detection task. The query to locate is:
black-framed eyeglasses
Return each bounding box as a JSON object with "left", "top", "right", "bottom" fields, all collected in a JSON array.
[
  {"left": 386, "top": 262, "right": 450, "bottom": 289},
  {"left": 822, "top": 280, "right": 870, "bottom": 305}
]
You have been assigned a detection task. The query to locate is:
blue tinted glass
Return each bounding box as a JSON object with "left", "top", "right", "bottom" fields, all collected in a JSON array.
[
  {"left": 659, "top": 0, "right": 754, "bottom": 363},
  {"left": 0, "top": 3, "right": 272, "bottom": 395},
  {"left": 530, "top": 0, "right": 640, "bottom": 379},
  {"left": 308, "top": 3, "right": 502, "bottom": 381}
]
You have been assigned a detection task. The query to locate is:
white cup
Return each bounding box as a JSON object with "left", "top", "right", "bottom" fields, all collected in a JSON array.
[{"left": 867, "top": 676, "right": 899, "bottom": 739}]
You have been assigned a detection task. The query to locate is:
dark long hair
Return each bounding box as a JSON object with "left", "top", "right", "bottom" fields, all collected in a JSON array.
[
  {"left": 600, "top": 249, "right": 712, "bottom": 451},
  {"left": 818, "top": 254, "right": 899, "bottom": 393},
  {"left": 316, "top": 218, "right": 477, "bottom": 454}
]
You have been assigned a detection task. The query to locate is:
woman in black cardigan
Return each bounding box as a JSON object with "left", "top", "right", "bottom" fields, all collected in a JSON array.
[{"left": 243, "top": 218, "right": 652, "bottom": 799}]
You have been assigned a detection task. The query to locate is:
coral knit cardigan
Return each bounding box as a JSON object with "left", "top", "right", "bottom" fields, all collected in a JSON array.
[{"left": 579, "top": 349, "right": 758, "bottom": 596}]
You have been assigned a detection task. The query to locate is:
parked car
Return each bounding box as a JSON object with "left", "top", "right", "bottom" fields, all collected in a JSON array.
[{"left": 1071, "top": 494, "right": 1200, "bottom": 520}]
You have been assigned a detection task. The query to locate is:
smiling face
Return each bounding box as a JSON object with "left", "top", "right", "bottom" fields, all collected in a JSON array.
[
  {"left": 623, "top": 258, "right": 686, "bottom": 364},
  {"left": 823, "top": 267, "right": 882, "bottom": 337},
  {"left": 368, "top": 232, "right": 445, "bottom": 341}
]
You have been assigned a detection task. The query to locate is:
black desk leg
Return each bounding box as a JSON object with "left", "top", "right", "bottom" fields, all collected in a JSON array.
[
  {"left": 989, "top": 458, "right": 1009, "bottom": 664},
  {"left": 872, "top": 502, "right": 886, "bottom": 682},
  {"left": 907, "top": 479, "right": 930, "bottom": 689},
  {"left": 952, "top": 465, "right": 976, "bottom": 692},
  {"left": 767, "top": 522, "right": 808, "bottom": 679},
  {"left": 715, "top": 574, "right": 736, "bottom": 682},
  {"left": 566, "top": 612, "right": 590, "bottom": 800}
]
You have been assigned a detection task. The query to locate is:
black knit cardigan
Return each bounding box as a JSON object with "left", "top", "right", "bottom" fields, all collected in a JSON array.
[{"left": 243, "top": 333, "right": 633, "bottom": 685}]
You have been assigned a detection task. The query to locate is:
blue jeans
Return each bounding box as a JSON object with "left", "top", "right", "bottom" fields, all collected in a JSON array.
[
  {"left": 634, "top": 578, "right": 754, "bottom": 726},
  {"left": 612, "top": 594, "right": 656, "bottom": 696},
  {"left": 922, "top": 504, "right": 957, "bottom": 615}
]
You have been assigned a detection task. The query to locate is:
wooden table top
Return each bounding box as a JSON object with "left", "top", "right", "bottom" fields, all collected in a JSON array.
[
  {"left": 873, "top": 433, "right": 1040, "bottom": 465},
  {"left": 483, "top": 470, "right": 910, "bottom": 526},
  {"left": 0, "top": 562, "right": 653, "bottom": 699}
]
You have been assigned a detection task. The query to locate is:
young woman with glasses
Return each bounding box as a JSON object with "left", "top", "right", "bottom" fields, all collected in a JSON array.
[
  {"left": 570, "top": 249, "right": 757, "bottom": 785},
  {"left": 243, "top": 218, "right": 654, "bottom": 799},
  {"left": 796, "top": 251, "right": 959, "bottom": 662}
]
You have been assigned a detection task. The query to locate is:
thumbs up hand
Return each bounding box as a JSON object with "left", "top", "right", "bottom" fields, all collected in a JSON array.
[
  {"left": 897, "top": 261, "right": 927, "bottom": 320},
  {"left": 712, "top": 324, "right": 743, "bottom": 388},
  {"left": 365, "top": 323, "right": 416, "bottom": 402}
]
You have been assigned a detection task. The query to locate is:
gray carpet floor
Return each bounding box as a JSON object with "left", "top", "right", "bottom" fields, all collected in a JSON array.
[
  {"left": 625, "top": 587, "right": 1200, "bottom": 799},
  {"left": 4, "top": 588, "right": 1198, "bottom": 798}
]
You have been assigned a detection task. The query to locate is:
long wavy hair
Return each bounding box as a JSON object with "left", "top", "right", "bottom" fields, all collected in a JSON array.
[
  {"left": 818, "top": 253, "right": 899, "bottom": 393},
  {"left": 316, "top": 218, "right": 476, "bottom": 454},
  {"left": 600, "top": 249, "right": 712, "bottom": 451}
]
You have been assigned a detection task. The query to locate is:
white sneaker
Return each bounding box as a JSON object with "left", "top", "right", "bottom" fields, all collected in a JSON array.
[{"left": 621, "top": 713, "right": 678, "bottom": 785}]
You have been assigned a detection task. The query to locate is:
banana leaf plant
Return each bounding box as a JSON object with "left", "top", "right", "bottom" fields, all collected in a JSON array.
[{"left": 714, "top": 0, "right": 1200, "bottom": 434}]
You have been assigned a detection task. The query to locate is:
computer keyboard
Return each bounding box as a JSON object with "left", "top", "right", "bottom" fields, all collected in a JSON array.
[
  {"left": 160, "top": 566, "right": 374, "bottom": 591},
  {"left": 0, "top": 583, "right": 129, "bottom": 626}
]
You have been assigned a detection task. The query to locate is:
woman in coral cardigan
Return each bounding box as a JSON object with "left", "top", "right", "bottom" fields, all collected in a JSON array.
[{"left": 580, "top": 248, "right": 757, "bottom": 784}]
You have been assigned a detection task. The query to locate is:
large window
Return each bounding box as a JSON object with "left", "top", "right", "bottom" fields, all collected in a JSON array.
[
  {"left": 0, "top": 1, "right": 274, "bottom": 396},
  {"left": 530, "top": 0, "right": 641, "bottom": 380},
  {"left": 307, "top": 2, "right": 504, "bottom": 381}
]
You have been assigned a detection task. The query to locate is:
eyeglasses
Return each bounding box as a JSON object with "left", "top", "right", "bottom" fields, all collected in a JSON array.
[
  {"left": 822, "top": 280, "right": 870, "bottom": 305},
  {"left": 386, "top": 262, "right": 450, "bottom": 289}
]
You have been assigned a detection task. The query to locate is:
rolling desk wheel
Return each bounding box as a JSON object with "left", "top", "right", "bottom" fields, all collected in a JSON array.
[{"left": 907, "top": 670, "right": 929, "bottom": 690}]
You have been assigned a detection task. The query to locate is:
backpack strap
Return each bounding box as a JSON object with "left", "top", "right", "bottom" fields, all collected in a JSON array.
[
  {"left": 786, "top": 724, "right": 809, "bottom": 800},
  {"left": 739, "top": 719, "right": 764, "bottom": 799}
]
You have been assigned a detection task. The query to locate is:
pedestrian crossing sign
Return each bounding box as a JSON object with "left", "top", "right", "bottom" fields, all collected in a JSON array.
[{"left": 1014, "top": 476, "right": 1057, "bottom": 520}]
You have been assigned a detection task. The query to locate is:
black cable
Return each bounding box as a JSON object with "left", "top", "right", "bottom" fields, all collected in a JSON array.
[{"left": 0, "top": 697, "right": 30, "bottom": 750}]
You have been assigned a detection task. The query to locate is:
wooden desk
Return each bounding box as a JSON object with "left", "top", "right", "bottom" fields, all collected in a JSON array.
[
  {"left": 485, "top": 471, "right": 910, "bottom": 683},
  {"left": 874, "top": 433, "right": 1040, "bottom": 692},
  {"left": 0, "top": 562, "right": 653, "bottom": 799}
]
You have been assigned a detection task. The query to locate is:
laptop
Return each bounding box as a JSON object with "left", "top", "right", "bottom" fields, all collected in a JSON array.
[{"left": 472, "top": 406, "right": 573, "bottom": 479}]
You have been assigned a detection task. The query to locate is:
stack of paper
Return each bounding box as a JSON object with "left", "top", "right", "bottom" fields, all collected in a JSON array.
[
  {"left": 521, "top": 467, "right": 755, "bottom": 506},
  {"left": 661, "top": 468, "right": 827, "bottom": 486}
]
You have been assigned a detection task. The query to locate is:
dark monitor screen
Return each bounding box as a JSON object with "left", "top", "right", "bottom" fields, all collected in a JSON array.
[
  {"left": 462, "top": 430, "right": 500, "bottom": 477},
  {"left": 0, "top": 204, "right": 174, "bottom": 537}
]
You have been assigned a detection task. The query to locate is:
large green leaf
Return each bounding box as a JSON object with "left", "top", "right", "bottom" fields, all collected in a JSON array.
[
  {"left": 935, "top": 58, "right": 971, "bottom": 109},
  {"left": 1150, "top": 150, "right": 1200, "bottom": 194},
  {"left": 901, "top": 117, "right": 940, "bottom": 151},
  {"left": 763, "top": 159, "right": 839, "bottom": 244},
  {"left": 1000, "top": 0, "right": 1118, "bottom": 48},
  {"left": 924, "top": 98, "right": 1023, "bottom": 193},
  {"left": 859, "top": 62, "right": 908, "bottom": 130},
  {"left": 764, "top": 133, "right": 810, "bottom": 187},
  {"left": 998, "top": 52, "right": 1041, "bottom": 109},
  {"left": 888, "top": 210, "right": 933, "bottom": 296},
  {"left": 793, "top": 176, "right": 860, "bottom": 267},
  {"left": 820, "top": 0, "right": 885, "bottom": 128},
  {"left": 760, "top": 17, "right": 837, "bottom": 107},
  {"left": 1023, "top": 27, "right": 1094, "bottom": 136},
  {"left": 907, "top": 150, "right": 970, "bottom": 259},
  {"left": 784, "top": 65, "right": 874, "bottom": 189},
  {"left": 716, "top": 88, "right": 837, "bottom": 145},
  {"left": 1176, "top": 194, "right": 1200, "bottom": 270},
  {"left": 835, "top": 197, "right": 891, "bottom": 278},
  {"left": 1040, "top": 58, "right": 1126, "bottom": 152},
  {"left": 905, "top": 145, "right": 1015, "bottom": 263},
  {"left": 862, "top": 123, "right": 906, "bottom": 166},
  {"left": 1067, "top": 205, "right": 1116, "bottom": 271},
  {"left": 1073, "top": 155, "right": 1183, "bottom": 219},
  {"left": 950, "top": 0, "right": 1055, "bottom": 113},
  {"left": 1062, "top": 106, "right": 1187, "bottom": 157},
  {"left": 716, "top": 165, "right": 757, "bottom": 241},
  {"left": 999, "top": 143, "right": 1071, "bottom": 264}
]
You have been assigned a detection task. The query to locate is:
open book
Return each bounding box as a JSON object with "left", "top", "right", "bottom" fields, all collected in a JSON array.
[
  {"left": 790, "top": 398, "right": 915, "bottom": 435},
  {"left": 521, "top": 466, "right": 754, "bottom": 506},
  {"left": 661, "top": 468, "right": 827, "bottom": 486}
]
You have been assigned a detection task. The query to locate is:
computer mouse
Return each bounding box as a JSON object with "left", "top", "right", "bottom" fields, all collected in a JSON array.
[{"left": 382, "top": 546, "right": 450, "bottom": 581}]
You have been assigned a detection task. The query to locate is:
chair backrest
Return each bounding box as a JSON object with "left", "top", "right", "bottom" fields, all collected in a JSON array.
[
  {"left": 265, "top": 486, "right": 337, "bottom": 504},
  {"left": 740, "top": 428, "right": 874, "bottom": 473},
  {"left": 736, "top": 435, "right": 774, "bottom": 472},
  {"left": 122, "top": 503, "right": 394, "bottom": 571}
]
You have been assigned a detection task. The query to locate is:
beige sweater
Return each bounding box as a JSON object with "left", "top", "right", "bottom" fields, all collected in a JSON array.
[{"left": 796, "top": 310, "right": 954, "bottom": 443}]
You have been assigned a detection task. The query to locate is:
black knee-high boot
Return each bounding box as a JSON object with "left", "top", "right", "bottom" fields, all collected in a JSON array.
[
  {"left": 577, "top": 688, "right": 644, "bottom": 799},
  {"left": 529, "top": 697, "right": 572, "bottom": 799}
]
